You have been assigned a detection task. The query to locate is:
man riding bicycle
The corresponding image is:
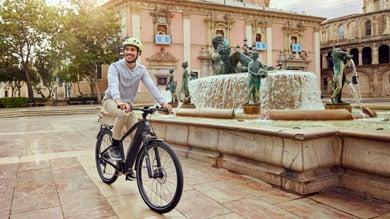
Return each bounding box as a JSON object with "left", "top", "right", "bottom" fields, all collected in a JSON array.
[{"left": 102, "top": 37, "right": 172, "bottom": 161}]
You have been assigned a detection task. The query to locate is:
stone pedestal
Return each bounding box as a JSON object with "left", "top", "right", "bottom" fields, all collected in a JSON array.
[
  {"left": 242, "top": 104, "right": 260, "bottom": 114},
  {"left": 325, "top": 103, "right": 352, "bottom": 113},
  {"left": 170, "top": 103, "right": 178, "bottom": 108}
]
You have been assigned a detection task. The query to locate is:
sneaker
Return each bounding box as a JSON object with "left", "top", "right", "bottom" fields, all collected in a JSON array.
[
  {"left": 110, "top": 145, "right": 122, "bottom": 160},
  {"left": 126, "top": 170, "right": 136, "bottom": 181}
]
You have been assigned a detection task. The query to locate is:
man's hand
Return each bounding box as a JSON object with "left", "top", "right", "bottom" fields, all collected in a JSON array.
[
  {"left": 115, "top": 99, "right": 131, "bottom": 113},
  {"left": 160, "top": 102, "right": 172, "bottom": 114}
]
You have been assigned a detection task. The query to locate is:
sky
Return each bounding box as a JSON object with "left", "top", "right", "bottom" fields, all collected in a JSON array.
[
  {"left": 45, "top": 0, "right": 364, "bottom": 20},
  {"left": 269, "top": 0, "right": 363, "bottom": 19}
]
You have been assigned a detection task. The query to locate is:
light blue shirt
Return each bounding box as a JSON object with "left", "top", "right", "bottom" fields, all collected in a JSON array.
[{"left": 104, "top": 59, "right": 165, "bottom": 104}]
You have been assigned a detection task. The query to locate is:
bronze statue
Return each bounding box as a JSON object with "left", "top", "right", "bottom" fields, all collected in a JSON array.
[
  {"left": 247, "top": 51, "right": 267, "bottom": 104},
  {"left": 180, "top": 61, "right": 191, "bottom": 104},
  {"left": 165, "top": 69, "right": 178, "bottom": 104},
  {"left": 331, "top": 48, "right": 353, "bottom": 104},
  {"left": 209, "top": 34, "right": 251, "bottom": 74}
]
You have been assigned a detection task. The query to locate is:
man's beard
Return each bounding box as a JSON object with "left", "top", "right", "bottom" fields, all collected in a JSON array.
[{"left": 126, "top": 55, "right": 138, "bottom": 64}]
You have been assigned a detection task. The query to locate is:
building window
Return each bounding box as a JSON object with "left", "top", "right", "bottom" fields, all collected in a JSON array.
[
  {"left": 365, "top": 20, "right": 372, "bottom": 36},
  {"left": 290, "top": 36, "right": 298, "bottom": 51},
  {"left": 156, "top": 76, "right": 168, "bottom": 86},
  {"left": 157, "top": 25, "right": 167, "bottom": 35},
  {"left": 216, "top": 30, "right": 224, "bottom": 37},
  {"left": 350, "top": 48, "right": 359, "bottom": 65},
  {"left": 362, "top": 47, "right": 372, "bottom": 65},
  {"left": 150, "top": 7, "right": 173, "bottom": 44},
  {"left": 338, "top": 25, "right": 344, "bottom": 39},
  {"left": 378, "top": 45, "right": 390, "bottom": 64},
  {"left": 255, "top": 34, "right": 262, "bottom": 42}
]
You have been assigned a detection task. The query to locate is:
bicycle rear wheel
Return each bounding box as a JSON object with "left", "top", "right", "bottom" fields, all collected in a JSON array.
[
  {"left": 95, "top": 128, "right": 119, "bottom": 184},
  {"left": 136, "top": 141, "right": 183, "bottom": 214}
]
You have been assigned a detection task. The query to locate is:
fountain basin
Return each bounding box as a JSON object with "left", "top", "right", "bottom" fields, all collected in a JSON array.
[{"left": 150, "top": 115, "right": 390, "bottom": 202}]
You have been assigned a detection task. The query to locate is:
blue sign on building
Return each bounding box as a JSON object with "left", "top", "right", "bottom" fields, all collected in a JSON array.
[
  {"left": 255, "top": 42, "right": 267, "bottom": 50},
  {"left": 292, "top": 44, "right": 302, "bottom": 52},
  {"left": 155, "top": 34, "right": 171, "bottom": 45}
]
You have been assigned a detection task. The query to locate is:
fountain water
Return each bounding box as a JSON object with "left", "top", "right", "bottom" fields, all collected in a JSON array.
[
  {"left": 347, "top": 60, "right": 362, "bottom": 108},
  {"left": 186, "top": 70, "right": 357, "bottom": 120},
  {"left": 189, "top": 70, "right": 324, "bottom": 110}
]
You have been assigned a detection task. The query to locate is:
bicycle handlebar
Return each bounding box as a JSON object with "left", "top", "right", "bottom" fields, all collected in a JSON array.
[{"left": 117, "top": 105, "right": 168, "bottom": 115}]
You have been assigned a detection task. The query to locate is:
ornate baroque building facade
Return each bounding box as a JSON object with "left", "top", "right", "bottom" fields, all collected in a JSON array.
[
  {"left": 0, "top": 0, "right": 325, "bottom": 100},
  {"left": 320, "top": 0, "right": 390, "bottom": 99},
  {"left": 95, "top": 0, "right": 324, "bottom": 100}
]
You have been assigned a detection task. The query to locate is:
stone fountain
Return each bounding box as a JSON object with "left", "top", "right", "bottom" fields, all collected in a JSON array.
[
  {"left": 162, "top": 40, "right": 389, "bottom": 202},
  {"left": 183, "top": 70, "right": 356, "bottom": 120},
  {"left": 189, "top": 70, "right": 324, "bottom": 110}
]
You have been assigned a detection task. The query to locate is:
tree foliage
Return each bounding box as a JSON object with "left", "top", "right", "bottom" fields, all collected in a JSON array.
[
  {"left": 0, "top": 0, "right": 121, "bottom": 102},
  {"left": 0, "top": 0, "right": 62, "bottom": 100},
  {"left": 61, "top": 0, "right": 121, "bottom": 102}
]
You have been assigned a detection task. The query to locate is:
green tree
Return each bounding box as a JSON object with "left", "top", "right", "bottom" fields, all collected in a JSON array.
[
  {"left": 62, "top": 0, "right": 121, "bottom": 103},
  {"left": 0, "top": 0, "right": 61, "bottom": 101},
  {"left": 33, "top": 49, "right": 62, "bottom": 98}
]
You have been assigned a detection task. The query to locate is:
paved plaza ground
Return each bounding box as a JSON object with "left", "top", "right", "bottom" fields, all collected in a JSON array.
[{"left": 0, "top": 106, "right": 389, "bottom": 218}]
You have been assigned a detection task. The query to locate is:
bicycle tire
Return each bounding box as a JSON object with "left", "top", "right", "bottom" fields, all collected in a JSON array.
[
  {"left": 95, "top": 128, "right": 119, "bottom": 184},
  {"left": 136, "top": 141, "right": 183, "bottom": 214}
]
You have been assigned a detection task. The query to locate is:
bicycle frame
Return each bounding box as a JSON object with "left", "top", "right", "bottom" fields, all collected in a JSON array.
[
  {"left": 99, "top": 112, "right": 159, "bottom": 176},
  {"left": 121, "top": 119, "right": 153, "bottom": 175}
]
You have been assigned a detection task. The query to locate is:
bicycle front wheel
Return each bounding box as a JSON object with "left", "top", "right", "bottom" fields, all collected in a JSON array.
[{"left": 136, "top": 141, "right": 183, "bottom": 214}]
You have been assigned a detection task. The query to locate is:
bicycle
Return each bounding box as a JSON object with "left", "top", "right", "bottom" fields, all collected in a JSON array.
[{"left": 95, "top": 106, "right": 183, "bottom": 214}]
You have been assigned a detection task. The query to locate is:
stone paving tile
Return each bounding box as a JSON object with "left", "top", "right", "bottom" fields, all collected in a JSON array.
[
  {"left": 0, "top": 112, "right": 389, "bottom": 219},
  {"left": 277, "top": 197, "right": 358, "bottom": 218},
  {"left": 11, "top": 207, "right": 64, "bottom": 219},
  {"left": 58, "top": 186, "right": 117, "bottom": 218},
  {"left": 175, "top": 189, "right": 232, "bottom": 218},
  {"left": 224, "top": 196, "right": 299, "bottom": 218},
  {"left": 12, "top": 171, "right": 60, "bottom": 214},
  {"left": 311, "top": 187, "right": 390, "bottom": 218},
  {"left": 0, "top": 164, "right": 18, "bottom": 218}
]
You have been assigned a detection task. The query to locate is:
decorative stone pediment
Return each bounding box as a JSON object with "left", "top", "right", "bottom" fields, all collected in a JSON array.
[{"left": 146, "top": 47, "right": 178, "bottom": 67}]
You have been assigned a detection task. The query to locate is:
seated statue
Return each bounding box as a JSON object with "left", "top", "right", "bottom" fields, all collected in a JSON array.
[
  {"left": 209, "top": 34, "right": 251, "bottom": 74},
  {"left": 331, "top": 48, "right": 353, "bottom": 104}
]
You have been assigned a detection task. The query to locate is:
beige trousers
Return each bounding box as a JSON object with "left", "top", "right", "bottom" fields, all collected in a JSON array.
[{"left": 102, "top": 98, "right": 138, "bottom": 140}]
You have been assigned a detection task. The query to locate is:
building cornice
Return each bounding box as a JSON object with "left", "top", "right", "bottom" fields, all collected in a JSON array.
[{"left": 103, "top": 0, "right": 325, "bottom": 25}]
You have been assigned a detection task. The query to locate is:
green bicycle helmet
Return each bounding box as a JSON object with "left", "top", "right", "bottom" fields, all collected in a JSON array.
[{"left": 123, "top": 37, "right": 143, "bottom": 52}]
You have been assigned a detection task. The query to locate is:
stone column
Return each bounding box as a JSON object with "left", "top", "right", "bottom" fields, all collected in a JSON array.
[
  {"left": 131, "top": 8, "right": 141, "bottom": 39},
  {"left": 183, "top": 12, "right": 191, "bottom": 67},
  {"left": 266, "top": 25, "right": 272, "bottom": 66},
  {"left": 372, "top": 44, "right": 379, "bottom": 64},
  {"left": 358, "top": 47, "right": 363, "bottom": 66},
  {"left": 245, "top": 20, "right": 252, "bottom": 45},
  {"left": 322, "top": 52, "right": 328, "bottom": 69},
  {"left": 314, "top": 28, "right": 321, "bottom": 85}
]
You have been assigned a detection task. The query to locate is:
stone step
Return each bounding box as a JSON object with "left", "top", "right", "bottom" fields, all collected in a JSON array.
[{"left": 0, "top": 108, "right": 98, "bottom": 118}]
